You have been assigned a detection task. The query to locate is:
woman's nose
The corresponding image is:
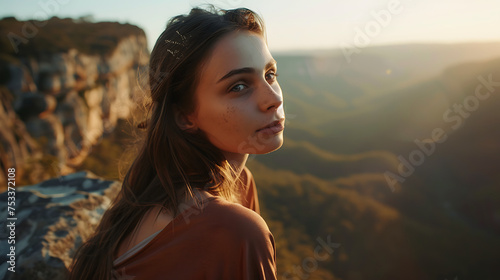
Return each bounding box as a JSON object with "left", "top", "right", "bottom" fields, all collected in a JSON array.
[{"left": 259, "top": 83, "right": 283, "bottom": 112}]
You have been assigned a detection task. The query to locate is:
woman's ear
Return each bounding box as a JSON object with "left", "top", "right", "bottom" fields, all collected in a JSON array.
[{"left": 174, "top": 108, "right": 197, "bottom": 131}]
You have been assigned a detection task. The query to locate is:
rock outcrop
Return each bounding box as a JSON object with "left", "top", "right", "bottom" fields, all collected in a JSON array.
[
  {"left": 0, "top": 17, "right": 149, "bottom": 188},
  {"left": 0, "top": 171, "right": 120, "bottom": 280}
]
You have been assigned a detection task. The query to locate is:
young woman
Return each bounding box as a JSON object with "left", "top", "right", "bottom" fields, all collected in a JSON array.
[{"left": 68, "top": 6, "right": 284, "bottom": 280}]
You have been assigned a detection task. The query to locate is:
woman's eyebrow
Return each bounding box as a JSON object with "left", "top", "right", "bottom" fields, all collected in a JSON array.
[{"left": 216, "top": 58, "right": 277, "bottom": 84}]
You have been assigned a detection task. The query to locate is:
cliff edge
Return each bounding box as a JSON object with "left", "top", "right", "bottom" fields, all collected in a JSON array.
[{"left": 0, "top": 17, "right": 149, "bottom": 188}]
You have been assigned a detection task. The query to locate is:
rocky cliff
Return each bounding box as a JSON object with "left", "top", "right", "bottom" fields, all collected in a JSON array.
[
  {"left": 0, "top": 171, "right": 120, "bottom": 279},
  {"left": 0, "top": 17, "right": 149, "bottom": 188}
]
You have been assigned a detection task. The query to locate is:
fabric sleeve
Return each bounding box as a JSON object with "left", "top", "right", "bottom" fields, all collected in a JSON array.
[
  {"left": 206, "top": 203, "right": 277, "bottom": 280},
  {"left": 239, "top": 223, "right": 277, "bottom": 280}
]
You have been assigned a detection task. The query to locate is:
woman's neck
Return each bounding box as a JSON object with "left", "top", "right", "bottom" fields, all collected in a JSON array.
[{"left": 222, "top": 152, "right": 249, "bottom": 176}]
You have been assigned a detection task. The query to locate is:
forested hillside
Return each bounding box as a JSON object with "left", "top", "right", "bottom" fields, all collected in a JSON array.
[
  {"left": 82, "top": 45, "right": 500, "bottom": 279},
  {"left": 2, "top": 15, "right": 499, "bottom": 279}
]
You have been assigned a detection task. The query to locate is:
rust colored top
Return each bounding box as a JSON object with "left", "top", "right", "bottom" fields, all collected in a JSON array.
[{"left": 112, "top": 167, "right": 277, "bottom": 279}]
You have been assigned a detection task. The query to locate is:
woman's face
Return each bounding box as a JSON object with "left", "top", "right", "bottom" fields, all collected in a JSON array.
[{"left": 187, "top": 30, "right": 285, "bottom": 157}]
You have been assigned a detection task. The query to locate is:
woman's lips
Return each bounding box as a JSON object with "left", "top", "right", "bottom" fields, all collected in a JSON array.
[{"left": 257, "top": 119, "right": 285, "bottom": 134}]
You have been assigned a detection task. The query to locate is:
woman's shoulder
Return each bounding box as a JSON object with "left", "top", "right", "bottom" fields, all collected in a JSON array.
[
  {"left": 204, "top": 196, "right": 270, "bottom": 237},
  {"left": 183, "top": 195, "right": 274, "bottom": 250},
  {"left": 189, "top": 196, "right": 275, "bottom": 265}
]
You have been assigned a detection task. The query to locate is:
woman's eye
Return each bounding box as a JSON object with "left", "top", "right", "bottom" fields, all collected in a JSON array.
[
  {"left": 230, "top": 84, "right": 247, "bottom": 92},
  {"left": 228, "top": 72, "right": 277, "bottom": 93},
  {"left": 266, "top": 71, "right": 279, "bottom": 82}
]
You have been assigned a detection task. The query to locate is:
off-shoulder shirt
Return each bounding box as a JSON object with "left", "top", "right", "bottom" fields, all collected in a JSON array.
[{"left": 112, "top": 167, "right": 277, "bottom": 279}]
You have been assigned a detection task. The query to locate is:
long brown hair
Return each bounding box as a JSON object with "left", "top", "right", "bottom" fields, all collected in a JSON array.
[{"left": 68, "top": 7, "right": 265, "bottom": 280}]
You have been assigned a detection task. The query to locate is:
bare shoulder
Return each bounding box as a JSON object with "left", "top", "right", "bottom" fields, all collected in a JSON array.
[{"left": 115, "top": 206, "right": 173, "bottom": 259}]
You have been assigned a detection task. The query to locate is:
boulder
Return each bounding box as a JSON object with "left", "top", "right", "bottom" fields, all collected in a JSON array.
[{"left": 0, "top": 171, "right": 120, "bottom": 280}]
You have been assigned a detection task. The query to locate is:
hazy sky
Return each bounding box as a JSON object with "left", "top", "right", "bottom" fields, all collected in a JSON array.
[{"left": 1, "top": 0, "right": 499, "bottom": 52}]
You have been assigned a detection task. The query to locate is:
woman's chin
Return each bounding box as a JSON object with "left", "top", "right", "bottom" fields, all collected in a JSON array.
[
  {"left": 252, "top": 134, "right": 284, "bottom": 155},
  {"left": 225, "top": 132, "right": 284, "bottom": 155}
]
